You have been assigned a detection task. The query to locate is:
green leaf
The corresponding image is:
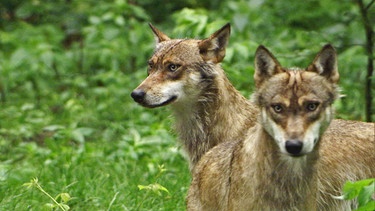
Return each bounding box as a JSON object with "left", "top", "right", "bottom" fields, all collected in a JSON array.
[
  {"left": 137, "top": 184, "right": 148, "bottom": 191},
  {"left": 43, "top": 125, "right": 65, "bottom": 132},
  {"left": 10, "top": 48, "right": 29, "bottom": 68},
  {"left": 154, "top": 183, "right": 170, "bottom": 194},
  {"left": 40, "top": 50, "right": 54, "bottom": 68},
  {"left": 138, "top": 183, "right": 170, "bottom": 196},
  {"left": 61, "top": 204, "right": 70, "bottom": 210},
  {"left": 357, "top": 182, "right": 375, "bottom": 207},
  {"left": 356, "top": 200, "right": 375, "bottom": 211},
  {"left": 342, "top": 179, "right": 375, "bottom": 200},
  {"left": 57, "top": 193, "right": 71, "bottom": 203},
  {"left": 72, "top": 127, "right": 94, "bottom": 143},
  {"left": 44, "top": 203, "right": 55, "bottom": 208},
  {"left": 22, "top": 178, "right": 38, "bottom": 189},
  {"left": 22, "top": 182, "right": 34, "bottom": 189},
  {"left": 115, "top": 16, "right": 125, "bottom": 26},
  {"left": 129, "top": 5, "right": 149, "bottom": 20},
  {"left": 89, "top": 16, "right": 101, "bottom": 25}
]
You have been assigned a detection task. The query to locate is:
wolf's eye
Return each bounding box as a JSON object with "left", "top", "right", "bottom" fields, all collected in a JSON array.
[
  {"left": 168, "top": 64, "right": 179, "bottom": 72},
  {"left": 148, "top": 61, "right": 153, "bottom": 68},
  {"left": 306, "top": 102, "right": 319, "bottom": 111},
  {"left": 272, "top": 104, "right": 283, "bottom": 113}
]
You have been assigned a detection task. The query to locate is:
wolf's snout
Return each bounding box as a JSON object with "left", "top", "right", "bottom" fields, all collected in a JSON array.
[
  {"left": 285, "top": 140, "right": 303, "bottom": 156},
  {"left": 131, "top": 89, "right": 146, "bottom": 103}
]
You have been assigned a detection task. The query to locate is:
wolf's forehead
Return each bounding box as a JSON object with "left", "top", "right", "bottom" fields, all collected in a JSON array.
[
  {"left": 154, "top": 39, "right": 184, "bottom": 53},
  {"left": 285, "top": 70, "right": 323, "bottom": 87},
  {"left": 153, "top": 39, "right": 200, "bottom": 61},
  {"left": 266, "top": 71, "right": 332, "bottom": 99},
  {"left": 286, "top": 69, "right": 304, "bottom": 86}
]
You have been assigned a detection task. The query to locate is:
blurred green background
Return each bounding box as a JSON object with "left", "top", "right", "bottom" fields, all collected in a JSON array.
[{"left": 0, "top": 0, "right": 374, "bottom": 210}]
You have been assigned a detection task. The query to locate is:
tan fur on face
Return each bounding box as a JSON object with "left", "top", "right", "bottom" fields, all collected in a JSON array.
[
  {"left": 254, "top": 70, "right": 337, "bottom": 156},
  {"left": 135, "top": 40, "right": 207, "bottom": 108}
]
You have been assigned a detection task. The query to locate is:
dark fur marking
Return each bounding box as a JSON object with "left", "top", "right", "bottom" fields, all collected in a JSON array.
[
  {"left": 167, "top": 67, "right": 185, "bottom": 81},
  {"left": 159, "top": 39, "right": 187, "bottom": 62}
]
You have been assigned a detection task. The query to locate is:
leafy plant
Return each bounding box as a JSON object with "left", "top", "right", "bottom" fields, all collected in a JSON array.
[
  {"left": 336, "top": 178, "right": 375, "bottom": 211},
  {"left": 138, "top": 164, "right": 170, "bottom": 196},
  {"left": 23, "top": 178, "right": 72, "bottom": 211}
]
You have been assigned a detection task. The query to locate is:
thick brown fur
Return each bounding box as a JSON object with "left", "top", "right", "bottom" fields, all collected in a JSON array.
[
  {"left": 131, "top": 24, "right": 258, "bottom": 169},
  {"left": 186, "top": 45, "right": 375, "bottom": 210},
  {"left": 317, "top": 119, "right": 374, "bottom": 209}
]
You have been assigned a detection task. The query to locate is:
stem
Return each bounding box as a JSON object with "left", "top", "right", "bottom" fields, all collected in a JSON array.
[
  {"left": 29, "top": 76, "right": 41, "bottom": 107},
  {"left": 356, "top": 0, "right": 374, "bottom": 122},
  {"left": 365, "top": 0, "right": 375, "bottom": 10},
  {"left": 106, "top": 191, "right": 119, "bottom": 211},
  {"left": 0, "top": 79, "right": 5, "bottom": 103},
  {"left": 34, "top": 180, "right": 67, "bottom": 211}
]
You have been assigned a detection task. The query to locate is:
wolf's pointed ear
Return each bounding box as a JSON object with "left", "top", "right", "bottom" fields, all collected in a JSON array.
[
  {"left": 198, "top": 23, "right": 231, "bottom": 63},
  {"left": 307, "top": 44, "right": 339, "bottom": 83},
  {"left": 254, "top": 45, "right": 284, "bottom": 88},
  {"left": 149, "top": 23, "right": 171, "bottom": 43}
]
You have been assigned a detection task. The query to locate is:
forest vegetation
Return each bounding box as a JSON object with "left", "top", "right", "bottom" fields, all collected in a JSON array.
[{"left": 0, "top": 0, "right": 374, "bottom": 210}]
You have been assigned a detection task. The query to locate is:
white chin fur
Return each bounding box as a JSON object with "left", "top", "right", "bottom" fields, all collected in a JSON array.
[{"left": 144, "top": 81, "right": 184, "bottom": 105}]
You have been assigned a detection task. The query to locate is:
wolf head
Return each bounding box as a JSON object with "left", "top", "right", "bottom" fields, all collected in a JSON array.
[
  {"left": 131, "top": 23, "right": 230, "bottom": 108},
  {"left": 253, "top": 45, "right": 340, "bottom": 157}
]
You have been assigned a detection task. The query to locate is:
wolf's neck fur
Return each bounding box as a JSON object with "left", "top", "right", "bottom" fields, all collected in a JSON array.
[
  {"left": 171, "top": 65, "right": 258, "bottom": 169},
  {"left": 237, "top": 125, "right": 319, "bottom": 209}
]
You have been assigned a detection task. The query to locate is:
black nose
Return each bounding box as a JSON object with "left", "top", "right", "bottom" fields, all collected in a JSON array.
[
  {"left": 285, "top": 140, "right": 303, "bottom": 155},
  {"left": 131, "top": 89, "right": 146, "bottom": 103}
]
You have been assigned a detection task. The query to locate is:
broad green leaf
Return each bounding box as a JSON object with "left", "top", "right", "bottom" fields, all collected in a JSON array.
[
  {"left": 44, "top": 203, "right": 55, "bottom": 208},
  {"left": 343, "top": 179, "right": 375, "bottom": 200},
  {"left": 356, "top": 200, "right": 375, "bottom": 211},
  {"left": 43, "top": 125, "right": 65, "bottom": 132},
  {"left": 89, "top": 16, "right": 101, "bottom": 25},
  {"left": 56, "top": 193, "right": 71, "bottom": 203},
  {"left": 61, "top": 204, "right": 70, "bottom": 210},
  {"left": 357, "top": 182, "right": 375, "bottom": 207},
  {"left": 10, "top": 48, "right": 29, "bottom": 68},
  {"left": 138, "top": 183, "right": 170, "bottom": 196}
]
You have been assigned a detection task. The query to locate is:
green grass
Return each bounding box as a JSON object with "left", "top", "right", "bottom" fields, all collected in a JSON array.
[
  {"left": 0, "top": 114, "right": 190, "bottom": 210},
  {"left": 0, "top": 69, "right": 190, "bottom": 210}
]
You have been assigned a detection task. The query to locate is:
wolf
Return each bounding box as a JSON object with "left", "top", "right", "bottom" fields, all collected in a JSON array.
[
  {"left": 131, "top": 24, "right": 375, "bottom": 209},
  {"left": 131, "top": 23, "right": 258, "bottom": 169},
  {"left": 186, "top": 44, "right": 358, "bottom": 210}
]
